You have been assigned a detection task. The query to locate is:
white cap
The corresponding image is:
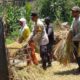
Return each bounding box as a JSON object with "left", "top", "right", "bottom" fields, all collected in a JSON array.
[
  {"left": 19, "top": 18, "right": 26, "bottom": 22},
  {"left": 19, "top": 18, "right": 27, "bottom": 27}
]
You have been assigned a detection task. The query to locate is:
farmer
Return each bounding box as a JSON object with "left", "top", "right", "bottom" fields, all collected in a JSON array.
[
  {"left": 18, "top": 18, "right": 38, "bottom": 65},
  {"left": 44, "top": 17, "right": 54, "bottom": 67},
  {"left": 24, "top": 40, "right": 38, "bottom": 65},
  {"left": 70, "top": 6, "right": 80, "bottom": 72},
  {"left": 29, "top": 12, "right": 49, "bottom": 70},
  {"left": 18, "top": 18, "right": 30, "bottom": 43}
]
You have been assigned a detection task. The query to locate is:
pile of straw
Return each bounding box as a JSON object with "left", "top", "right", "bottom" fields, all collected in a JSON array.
[
  {"left": 54, "top": 39, "right": 68, "bottom": 65},
  {"left": 66, "top": 31, "right": 75, "bottom": 62},
  {"left": 6, "top": 42, "right": 23, "bottom": 57}
]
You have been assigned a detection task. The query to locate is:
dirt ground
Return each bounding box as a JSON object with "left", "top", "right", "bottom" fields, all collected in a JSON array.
[
  {"left": 10, "top": 61, "right": 80, "bottom": 80},
  {"left": 7, "top": 42, "right": 80, "bottom": 80}
]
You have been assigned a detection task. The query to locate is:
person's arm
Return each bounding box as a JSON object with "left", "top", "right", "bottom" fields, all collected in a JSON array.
[{"left": 69, "top": 19, "right": 74, "bottom": 32}]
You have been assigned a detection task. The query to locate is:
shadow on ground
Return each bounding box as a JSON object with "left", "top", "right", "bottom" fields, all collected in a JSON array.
[{"left": 54, "top": 68, "right": 80, "bottom": 75}]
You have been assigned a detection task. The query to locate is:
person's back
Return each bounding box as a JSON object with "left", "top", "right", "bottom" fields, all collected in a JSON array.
[
  {"left": 45, "top": 17, "right": 54, "bottom": 45},
  {"left": 21, "top": 26, "right": 30, "bottom": 40},
  {"left": 46, "top": 24, "right": 54, "bottom": 44}
]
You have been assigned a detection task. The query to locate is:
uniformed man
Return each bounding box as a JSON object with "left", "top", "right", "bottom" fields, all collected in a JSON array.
[
  {"left": 70, "top": 6, "right": 80, "bottom": 72},
  {"left": 29, "top": 12, "right": 49, "bottom": 70}
]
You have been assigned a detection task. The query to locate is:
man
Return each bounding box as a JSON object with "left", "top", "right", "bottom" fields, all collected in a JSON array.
[
  {"left": 18, "top": 18, "right": 30, "bottom": 43},
  {"left": 70, "top": 6, "right": 80, "bottom": 72},
  {"left": 44, "top": 17, "right": 54, "bottom": 67},
  {"left": 29, "top": 12, "right": 49, "bottom": 70}
]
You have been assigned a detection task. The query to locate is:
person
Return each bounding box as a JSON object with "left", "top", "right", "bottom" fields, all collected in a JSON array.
[
  {"left": 18, "top": 18, "right": 30, "bottom": 43},
  {"left": 18, "top": 18, "right": 38, "bottom": 65},
  {"left": 44, "top": 17, "right": 54, "bottom": 67},
  {"left": 29, "top": 12, "right": 49, "bottom": 70},
  {"left": 70, "top": 6, "right": 80, "bottom": 72},
  {"left": 25, "top": 40, "right": 38, "bottom": 65}
]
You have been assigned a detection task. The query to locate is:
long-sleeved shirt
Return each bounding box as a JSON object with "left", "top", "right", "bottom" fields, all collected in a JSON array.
[
  {"left": 29, "top": 19, "right": 49, "bottom": 46},
  {"left": 70, "top": 16, "right": 80, "bottom": 36},
  {"left": 20, "top": 25, "right": 30, "bottom": 40}
]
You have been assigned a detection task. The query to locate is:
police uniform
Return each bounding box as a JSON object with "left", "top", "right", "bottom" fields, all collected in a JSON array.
[
  {"left": 30, "top": 18, "right": 49, "bottom": 69},
  {"left": 70, "top": 6, "right": 80, "bottom": 71}
]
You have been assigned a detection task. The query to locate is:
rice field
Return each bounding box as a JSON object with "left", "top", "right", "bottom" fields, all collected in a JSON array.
[
  {"left": 10, "top": 61, "right": 80, "bottom": 80},
  {"left": 7, "top": 30, "right": 80, "bottom": 80}
]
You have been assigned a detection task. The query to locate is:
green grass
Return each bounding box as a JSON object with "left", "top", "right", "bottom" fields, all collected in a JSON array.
[
  {"left": 6, "top": 30, "right": 19, "bottom": 44},
  {"left": 6, "top": 38, "right": 15, "bottom": 44}
]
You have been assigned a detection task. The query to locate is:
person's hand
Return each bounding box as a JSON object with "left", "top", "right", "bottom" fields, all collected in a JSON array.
[
  {"left": 28, "top": 39, "right": 32, "bottom": 45},
  {"left": 18, "top": 37, "right": 23, "bottom": 43}
]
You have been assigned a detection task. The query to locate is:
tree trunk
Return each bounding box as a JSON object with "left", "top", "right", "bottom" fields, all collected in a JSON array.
[{"left": 0, "top": 17, "right": 9, "bottom": 80}]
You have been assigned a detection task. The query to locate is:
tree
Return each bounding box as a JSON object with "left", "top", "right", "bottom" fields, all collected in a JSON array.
[
  {"left": 0, "top": 17, "right": 9, "bottom": 80},
  {"left": 34, "top": 0, "right": 75, "bottom": 23}
]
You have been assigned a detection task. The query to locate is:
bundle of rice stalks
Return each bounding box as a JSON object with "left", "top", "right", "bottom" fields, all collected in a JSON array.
[
  {"left": 66, "top": 31, "right": 75, "bottom": 62},
  {"left": 6, "top": 41, "right": 29, "bottom": 58},
  {"left": 54, "top": 30, "right": 75, "bottom": 65},
  {"left": 54, "top": 39, "right": 68, "bottom": 65},
  {"left": 6, "top": 42, "right": 23, "bottom": 57}
]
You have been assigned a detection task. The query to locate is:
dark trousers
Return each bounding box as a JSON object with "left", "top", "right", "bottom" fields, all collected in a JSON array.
[
  {"left": 73, "top": 41, "right": 80, "bottom": 68},
  {"left": 47, "top": 43, "right": 53, "bottom": 62},
  {"left": 40, "top": 45, "right": 51, "bottom": 68}
]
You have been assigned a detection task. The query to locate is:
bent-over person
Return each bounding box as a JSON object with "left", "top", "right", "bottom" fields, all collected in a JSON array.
[{"left": 29, "top": 12, "right": 49, "bottom": 70}]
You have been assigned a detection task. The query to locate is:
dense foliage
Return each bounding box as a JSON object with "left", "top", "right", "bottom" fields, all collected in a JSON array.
[
  {"left": 2, "top": 3, "right": 32, "bottom": 44},
  {"left": 35, "top": 0, "right": 80, "bottom": 23},
  {"left": 0, "top": 0, "right": 80, "bottom": 44},
  {"left": 5, "top": 2, "right": 31, "bottom": 34}
]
